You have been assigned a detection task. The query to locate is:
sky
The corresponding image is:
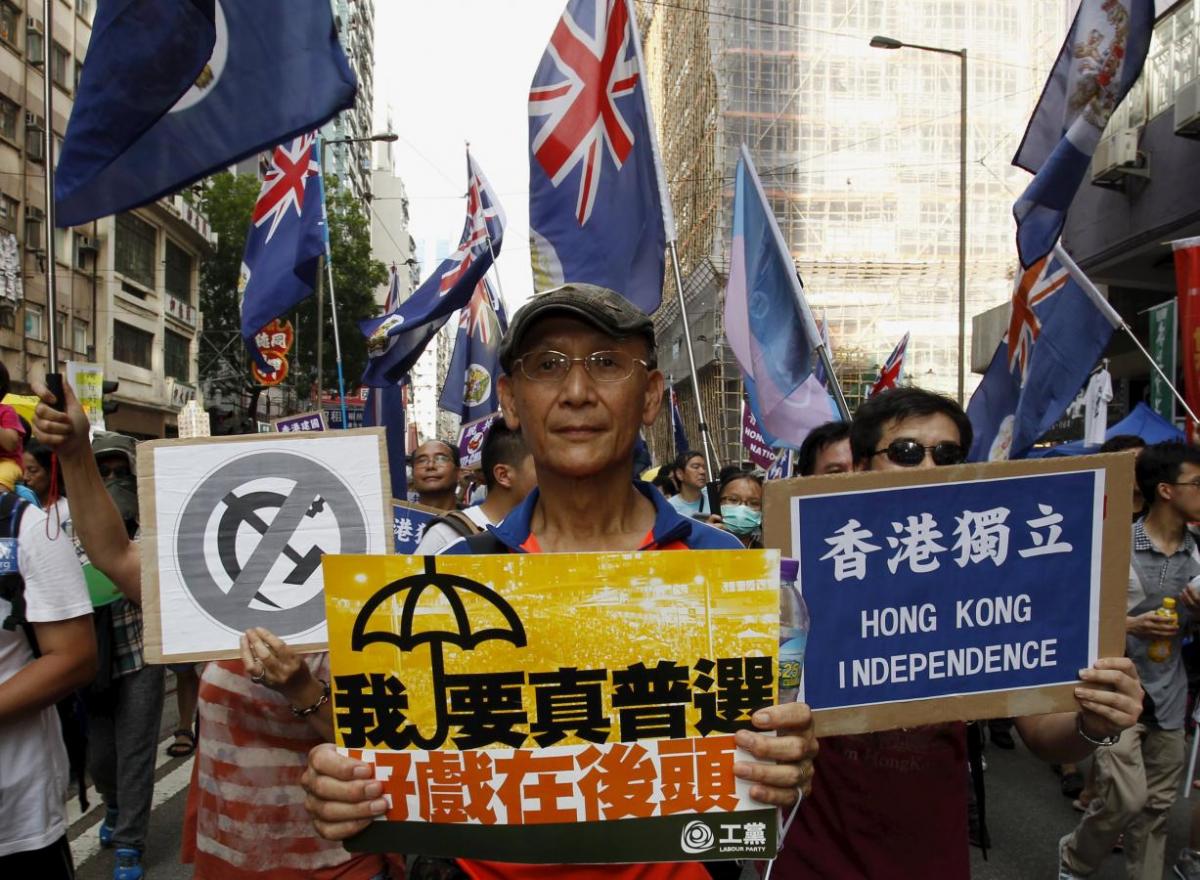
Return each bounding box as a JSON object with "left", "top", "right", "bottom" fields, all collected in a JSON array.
[{"left": 373, "top": 1, "right": 566, "bottom": 316}]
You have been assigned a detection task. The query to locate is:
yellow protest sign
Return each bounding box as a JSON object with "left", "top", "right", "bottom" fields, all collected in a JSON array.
[{"left": 324, "top": 550, "right": 781, "bottom": 865}]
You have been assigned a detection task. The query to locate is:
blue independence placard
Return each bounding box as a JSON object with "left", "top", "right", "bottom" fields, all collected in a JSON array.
[
  {"left": 392, "top": 503, "right": 439, "bottom": 555},
  {"left": 793, "top": 469, "right": 1103, "bottom": 712}
]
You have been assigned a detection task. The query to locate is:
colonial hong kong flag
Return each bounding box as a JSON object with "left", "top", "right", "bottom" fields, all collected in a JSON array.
[
  {"left": 724, "top": 145, "right": 833, "bottom": 449},
  {"left": 1012, "top": 0, "right": 1152, "bottom": 268},
  {"left": 240, "top": 134, "right": 325, "bottom": 368},
  {"left": 528, "top": 0, "right": 672, "bottom": 312},
  {"left": 439, "top": 277, "right": 506, "bottom": 423},
  {"left": 56, "top": 0, "right": 355, "bottom": 227},
  {"left": 360, "top": 151, "right": 505, "bottom": 386},
  {"left": 364, "top": 267, "right": 409, "bottom": 494},
  {"left": 967, "top": 246, "right": 1121, "bottom": 461},
  {"left": 869, "top": 332, "right": 910, "bottom": 397}
]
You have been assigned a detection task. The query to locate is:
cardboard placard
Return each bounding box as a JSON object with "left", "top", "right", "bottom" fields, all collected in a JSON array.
[
  {"left": 391, "top": 499, "right": 443, "bottom": 554},
  {"left": 139, "top": 429, "right": 392, "bottom": 663},
  {"left": 324, "top": 550, "right": 781, "bottom": 864},
  {"left": 762, "top": 453, "right": 1132, "bottom": 736}
]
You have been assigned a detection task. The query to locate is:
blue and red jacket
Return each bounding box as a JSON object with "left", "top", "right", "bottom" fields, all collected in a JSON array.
[{"left": 442, "top": 480, "right": 741, "bottom": 555}]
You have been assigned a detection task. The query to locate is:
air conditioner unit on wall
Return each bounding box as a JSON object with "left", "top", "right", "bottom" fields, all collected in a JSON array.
[
  {"left": 1176, "top": 79, "right": 1200, "bottom": 138},
  {"left": 1091, "top": 129, "right": 1147, "bottom": 187}
]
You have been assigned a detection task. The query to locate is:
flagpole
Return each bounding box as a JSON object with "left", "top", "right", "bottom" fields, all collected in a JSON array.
[
  {"left": 1054, "top": 242, "right": 1200, "bottom": 427},
  {"left": 818, "top": 343, "right": 852, "bottom": 420},
  {"left": 315, "top": 136, "right": 349, "bottom": 429},
  {"left": 668, "top": 242, "right": 720, "bottom": 474},
  {"left": 42, "top": 0, "right": 61, "bottom": 395}
]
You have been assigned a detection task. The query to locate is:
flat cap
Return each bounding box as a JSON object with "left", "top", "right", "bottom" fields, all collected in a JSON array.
[{"left": 498, "top": 283, "right": 655, "bottom": 373}]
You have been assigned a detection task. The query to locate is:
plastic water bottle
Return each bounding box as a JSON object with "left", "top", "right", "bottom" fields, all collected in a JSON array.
[
  {"left": 779, "top": 558, "right": 809, "bottom": 703},
  {"left": 1149, "top": 596, "right": 1179, "bottom": 663}
]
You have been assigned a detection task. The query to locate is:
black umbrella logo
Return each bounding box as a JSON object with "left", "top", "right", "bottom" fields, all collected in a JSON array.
[{"left": 350, "top": 556, "right": 527, "bottom": 749}]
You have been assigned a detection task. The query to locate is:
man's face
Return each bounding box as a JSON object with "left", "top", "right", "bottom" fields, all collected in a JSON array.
[
  {"left": 498, "top": 316, "right": 664, "bottom": 480},
  {"left": 857, "top": 413, "right": 963, "bottom": 473},
  {"left": 412, "top": 441, "right": 458, "bottom": 495},
  {"left": 677, "top": 456, "right": 707, "bottom": 489},
  {"left": 1163, "top": 462, "right": 1200, "bottom": 520},
  {"left": 811, "top": 438, "right": 852, "bottom": 475}
]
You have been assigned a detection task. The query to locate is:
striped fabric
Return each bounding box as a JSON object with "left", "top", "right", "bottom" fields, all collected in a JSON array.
[{"left": 182, "top": 658, "right": 389, "bottom": 880}]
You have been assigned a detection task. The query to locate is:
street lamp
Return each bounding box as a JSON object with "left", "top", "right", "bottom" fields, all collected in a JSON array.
[
  {"left": 871, "top": 35, "right": 968, "bottom": 405},
  {"left": 314, "top": 131, "right": 398, "bottom": 425}
]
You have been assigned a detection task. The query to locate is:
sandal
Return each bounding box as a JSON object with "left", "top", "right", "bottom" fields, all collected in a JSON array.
[{"left": 166, "top": 728, "right": 196, "bottom": 758}]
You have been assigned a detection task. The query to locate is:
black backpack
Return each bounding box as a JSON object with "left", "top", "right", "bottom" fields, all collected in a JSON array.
[{"left": 0, "top": 492, "right": 91, "bottom": 811}]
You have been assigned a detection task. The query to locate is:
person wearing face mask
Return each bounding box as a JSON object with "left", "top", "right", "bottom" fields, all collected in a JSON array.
[
  {"left": 714, "top": 470, "right": 763, "bottom": 548},
  {"left": 84, "top": 432, "right": 163, "bottom": 880}
]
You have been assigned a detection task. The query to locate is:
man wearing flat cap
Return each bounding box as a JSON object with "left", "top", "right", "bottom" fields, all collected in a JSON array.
[{"left": 302, "top": 283, "right": 819, "bottom": 879}]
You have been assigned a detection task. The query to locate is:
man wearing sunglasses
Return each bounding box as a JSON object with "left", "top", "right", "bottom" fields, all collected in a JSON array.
[
  {"left": 301, "top": 283, "right": 818, "bottom": 880},
  {"left": 775, "top": 387, "right": 1143, "bottom": 880}
]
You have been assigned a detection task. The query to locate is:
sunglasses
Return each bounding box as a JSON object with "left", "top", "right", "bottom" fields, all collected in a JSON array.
[{"left": 873, "top": 439, "right": 966, "bottom": 467}]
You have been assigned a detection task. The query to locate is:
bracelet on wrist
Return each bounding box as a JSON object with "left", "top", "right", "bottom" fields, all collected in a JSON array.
[
  {"left": 290, "top": 678, "right": 331, "bottom": 718},
  {"left": 1076, "top": 712, "right": 1120, "bottom": 747}
]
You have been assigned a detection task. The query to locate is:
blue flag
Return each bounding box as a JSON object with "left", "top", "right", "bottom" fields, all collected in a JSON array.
[
  {"left": 361, "top": 152, "right": 505, "bottom": 387},
  {"left": 56, "top": 0, "right": 355, "bottom": 227},
  {"left": 1011, "top": 0, "right": 1152, "bottom": 268},
  {"left": 528, "top": 0, "right": 670, "bottom": 312},
  {"left": 439, "top": 277, "right": 505, "bottom": 423},
  {"left": 966, "top": 248, "right": 1120, "bottom": 461},
  {"left": 239, "top": 134, "right": 326, "bottom": 367},
  {"left": 364, "top": 382, "right": 408, "bottom": 500},
  {"left": 724, "top": 145, "right": 828, "bottom": 449},
  {"left": 669, "top": 384, "right": 689, "bottom": 459}
]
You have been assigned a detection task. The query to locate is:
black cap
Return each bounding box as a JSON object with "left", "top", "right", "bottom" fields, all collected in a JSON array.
[{"left": 498, "top": 283, "right": 655, "bottom": 373}]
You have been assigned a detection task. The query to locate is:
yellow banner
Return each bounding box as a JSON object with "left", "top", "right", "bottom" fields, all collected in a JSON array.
[{"left": 323, "top": 550, "right": 782, "bottom": 864}]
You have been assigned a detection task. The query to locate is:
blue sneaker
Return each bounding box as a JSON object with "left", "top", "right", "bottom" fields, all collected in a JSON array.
[
  {"left": 99, "top": 807, "right": 118, "bottom": 848},
  {"left": 114, "top": 847, "right": 143, "bottom": 880}
]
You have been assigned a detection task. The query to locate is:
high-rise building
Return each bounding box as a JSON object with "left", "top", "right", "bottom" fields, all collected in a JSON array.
[
  {"left": 370, "top": 139, "right": 418, "bottom": 307},
  {"left": 639, "top": 0, "right": 1067, "bottom": 463},
  {"left": 324, "top": 0, "right": 376, "bottom": 208},
  {"left": 0, "top": 0, "right": 210, "bottom": 438}
]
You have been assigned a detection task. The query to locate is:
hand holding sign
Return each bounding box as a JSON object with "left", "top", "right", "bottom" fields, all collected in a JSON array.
[
  {"left": 731, "top": 702, "right": 817, "bottom": 805},
  {"left": 1074, "top": 657, "right": 1143, "bottom": 741}
]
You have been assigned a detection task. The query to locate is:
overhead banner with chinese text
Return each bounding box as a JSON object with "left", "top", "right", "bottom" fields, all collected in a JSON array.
[
  {"left": 323, "top": 550, "right": 780, "bottom": 864},
  {"left": 1173, "top": 237, "right": 1200, "bottom": 439},
  {"left": 762, "top": 455, "right": 1131, "bottom": 736},
  {"left": 1147, "top": 299, "right": 1177, "bottom": 423}
]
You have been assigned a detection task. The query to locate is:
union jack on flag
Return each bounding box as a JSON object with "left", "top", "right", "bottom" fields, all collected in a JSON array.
[
  {"left": 869, "top": 332, "right": 910, "bottom": 397},
  {"left": 439, "top": 153, "right": 506, "bottom": 295},
  {"left": 240, "top": 133, "right": 326, "bottom": 368},
  {"left": 530, "top": 0, "right": 639, "bottom": 225},
  {"left": 528, "top": 0, "right": 670, "bottom": 313},
  {"left": 1005, "top": 257, "right": 1070, "bottom": 384},
  {"left": 966, "top": 248, "right": 1120, "bottom": 462},
  {"left": 252, "top": 133, "right": 320, "bottom": 242}
]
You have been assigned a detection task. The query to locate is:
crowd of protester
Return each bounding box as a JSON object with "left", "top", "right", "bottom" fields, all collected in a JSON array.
[{"left": 3, "top": 282, "right": 1198, "bottom": 879}]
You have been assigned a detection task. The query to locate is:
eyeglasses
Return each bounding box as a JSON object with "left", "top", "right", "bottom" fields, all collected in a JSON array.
[
  {"left": 873, "top": 439, "right": 966, "bottom": 467},
  {"left": 719, "top": 495, "right": 762, "bottom": 510},
  {"left": 514, "top": 350, "right": 649, "bottom": 383},
  {"left": 413, "top": 454, "right": 453, "bottom": 467},
  {"left": 1169, "top": 480, "right": 1200, "bottom": 489}
]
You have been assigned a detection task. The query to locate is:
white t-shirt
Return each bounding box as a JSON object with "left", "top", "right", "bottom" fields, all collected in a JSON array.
[
  {"left": 0, "top": 504, "right": 92, "bottom": 856},
  {"left": 668, "top": 492, "right": 709, "bottom": 518},
  {"left": 1083, "top": 369, "right": 1113, "bottom": 446},
  {"left": 413, "top": 505, "right": 493, "bottom": 555}
]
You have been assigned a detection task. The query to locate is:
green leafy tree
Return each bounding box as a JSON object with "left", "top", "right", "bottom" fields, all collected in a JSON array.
[{"left": 198, "top": 172, "right": 387, "bottom": 400}]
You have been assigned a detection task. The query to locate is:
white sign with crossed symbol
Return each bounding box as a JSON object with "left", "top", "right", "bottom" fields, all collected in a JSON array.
[{"left": 139, "top": 429, "right": 391, "bottom": 663}]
